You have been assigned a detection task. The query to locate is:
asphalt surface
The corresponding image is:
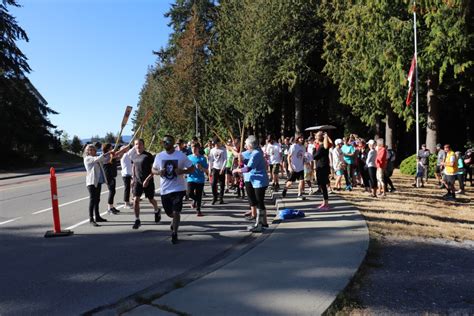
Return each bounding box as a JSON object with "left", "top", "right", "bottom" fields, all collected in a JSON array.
[{"left": 0, "top": 169, "right": 256, "bottom": 315}]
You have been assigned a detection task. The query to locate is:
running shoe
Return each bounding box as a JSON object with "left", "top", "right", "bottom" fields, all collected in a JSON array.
[
  {"left": 247, "top": 224, "right": 264, "bottom": 232},
  {"left": 171, "top": 232, "right": 178, "bottom": 244},
  {"left": 154, "top": 211, "right": 161, "bottom": 223},
  {"left": 318, "top": 205, "right": 330, "bottom": 211},
  {"left": 132, "top": 219, "right": 141, "bottom": 229}
]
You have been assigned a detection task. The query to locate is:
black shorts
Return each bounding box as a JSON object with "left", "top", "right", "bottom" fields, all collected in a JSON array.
[
  {"left": 161, "top": 191, "right": 186, "bottom": 217},
  {"left": 436, "top": 165, "right": 442, "bottom": 174},
  {"left": 132, "top": 181, "right": 155, "bottom": 199},
  {"left": 288, "top": 170, "right": 304, "bottom": 182},
  {"left": 225, "top": 167, "right": 233, "bottom": 175},
  {"left": 269, "top": 164, "right": 280, "bottom": 175}
]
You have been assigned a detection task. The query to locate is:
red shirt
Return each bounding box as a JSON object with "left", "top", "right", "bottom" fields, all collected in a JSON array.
[{"left": 376, "top": 146, "right": 387, "bottom": 169}]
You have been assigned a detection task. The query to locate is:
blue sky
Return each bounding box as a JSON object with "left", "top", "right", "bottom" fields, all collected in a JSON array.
[{"left": 10, "top": 0, "right": 173, "bottom": 139}]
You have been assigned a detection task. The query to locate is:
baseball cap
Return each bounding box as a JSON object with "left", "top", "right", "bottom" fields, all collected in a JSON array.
[
  {"left": 368, "top": 139, "right": 375, "bottom": 145},
  {"left": 335, "top": 139, "right": 342, "bottom": 145}
]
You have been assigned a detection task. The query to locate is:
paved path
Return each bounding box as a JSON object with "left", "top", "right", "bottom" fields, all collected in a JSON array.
[
  {"left": 1, "top": 166, "right": 369, "bottom": 315},
  {"left": 112, "top": 189, "right": 369, "bottom": 316}
]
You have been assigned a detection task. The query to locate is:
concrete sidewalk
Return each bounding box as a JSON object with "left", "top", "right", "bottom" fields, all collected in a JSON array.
[{"left": 118, "top": 189, "right": 369, "bottom": 316}]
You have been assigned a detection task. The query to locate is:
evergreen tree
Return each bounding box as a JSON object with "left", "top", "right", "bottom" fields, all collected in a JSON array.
[
  {"left": 61, "top": 132, "right": 71, "bottom": 151},
  {"left": 70, "top": 135, "right": 82, "bottom": 155},
  {"left": 0, "top": 0, "right": 58, "bottom": 164},
  {"left": 104, "top": 132, "right": 115, "bottom": 144}
]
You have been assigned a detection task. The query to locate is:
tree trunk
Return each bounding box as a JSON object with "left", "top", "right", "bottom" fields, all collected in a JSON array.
[
  {"left": 374, "top": 116, "right": 383, "bottom": 140},
  {"left": 385, "top": 106, "right": 396, "bottom": 149},
  {"left": 294, "top": 81, "right": 302, "bottom": 137},
  {"left": 426, "top": 75, "right": 439, "bottom": 153},
  {"left": 281, "top": 93, "right": 286, "bottom": 138}
]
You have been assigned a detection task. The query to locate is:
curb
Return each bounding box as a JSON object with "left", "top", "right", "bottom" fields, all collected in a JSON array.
[
  {"left": 88, "top": 196, "right": 280, "bottom": 315},
  {"left": 0, "top": 164, "right": 85, "bottom": 181}
]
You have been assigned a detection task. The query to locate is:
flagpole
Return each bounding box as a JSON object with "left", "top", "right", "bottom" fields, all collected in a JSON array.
[{"left": 413, "top": 0, "right": 419, "bottom": 154}]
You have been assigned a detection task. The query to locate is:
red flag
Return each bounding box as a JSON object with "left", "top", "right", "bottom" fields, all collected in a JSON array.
[{"left": 405, "top": 55, "right": 416, "bottom": 106}]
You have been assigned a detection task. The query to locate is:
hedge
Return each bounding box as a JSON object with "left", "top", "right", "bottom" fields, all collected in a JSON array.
[{"left": 399, "top": 154, "right": 438, "bottom": 178}]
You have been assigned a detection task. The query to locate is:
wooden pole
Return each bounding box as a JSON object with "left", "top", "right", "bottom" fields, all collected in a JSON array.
[{"left": 114, "top": 106, "right": 133, "bottom": 150}]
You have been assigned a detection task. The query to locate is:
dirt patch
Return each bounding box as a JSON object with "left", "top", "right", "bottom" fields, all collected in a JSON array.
[{"left": 328, "top": 170, "right": 474, "bottom": 314}]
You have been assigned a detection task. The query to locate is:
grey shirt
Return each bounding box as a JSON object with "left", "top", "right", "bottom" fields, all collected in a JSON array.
[
  {"left": 366, "top": 149, "right": 376, "bottom": 168},
  {"left": 437, "top": 150, "right": 446, "bottom": 166},
  {"left": 417, "top": 149, "right": 430, "bottom": 166}
]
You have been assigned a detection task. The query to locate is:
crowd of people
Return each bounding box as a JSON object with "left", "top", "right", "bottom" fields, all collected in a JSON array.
[
  {"left": 82, "top": 132, "right": 472, "bottom": 243},
  {"left": 414, "top": 143, "right": 473, "bottom": 200}
]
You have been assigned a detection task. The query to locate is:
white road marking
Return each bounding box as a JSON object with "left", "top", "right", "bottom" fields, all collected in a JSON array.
[
  {"left": 0, "top": 217, "right": 22, "bottom": 226},
  {"left": 64, "top": 188, "right": 161, "bottom": 230},
  {"left": 32, "top": 185, "right": 125, "bottom": 215},
  {"left": 64, "top": 205, "right": 125, "bottom": 230}
]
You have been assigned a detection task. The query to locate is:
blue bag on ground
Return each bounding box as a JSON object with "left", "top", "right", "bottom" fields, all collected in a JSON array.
[{"left": 277, "top": 209, "right": 305, "bottom": 220}]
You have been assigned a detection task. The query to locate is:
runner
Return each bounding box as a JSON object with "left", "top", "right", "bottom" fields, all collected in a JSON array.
[
  {"left": 208, "top": 137, "right": 227, "bottom": 205},
  {"left": 187, "top": 142, "right": 208, "bottom": 216},
  {"left": 282, "top": 134, "right": 306, "bottom": 200},
  {"left": 314, "top": 131, "right": 333, "bottom": 210},
  {"left": 116, "top": 139, "right": 161, "bottom": 230},
  {"left": 152, "top": 135, "right": 195, "bottom": 244}
]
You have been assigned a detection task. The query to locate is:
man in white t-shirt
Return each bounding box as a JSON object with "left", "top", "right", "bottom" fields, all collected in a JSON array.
[
  {"left": 282, "top": 134, "right": 306, "bottom": 200},
  {"left": 265, "top": 136, "right": 282, "bottom": 191},
  {"left": 208, "top": 137, "right": 227, "bottom": 205},
  {"left": 152, "top": 135, "right": 194, "bottom": 244}
]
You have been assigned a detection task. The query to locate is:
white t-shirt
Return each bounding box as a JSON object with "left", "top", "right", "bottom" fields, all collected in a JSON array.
[
  {"left": 307, "top": 143, "right": 315, "bottom": 155},
  {"left": 288, "top": 143, "right": 305, "bottom": 172},
  {"left": 152, "top": 150, "right": 193, "bottom": 195},
  {"left": 120, "top": 148, "right": 138, "bottom": 177},
  {"left": 266, "top": 143, "right": 282, "bottom": 164},
  {"left": 208, "top": 147, "right": 227, "bottom": 170}
]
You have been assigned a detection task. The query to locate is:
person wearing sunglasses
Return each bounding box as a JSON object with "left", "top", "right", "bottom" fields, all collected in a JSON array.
[{"left": 152, "top": 135, "right": 195, "bottom": 244}]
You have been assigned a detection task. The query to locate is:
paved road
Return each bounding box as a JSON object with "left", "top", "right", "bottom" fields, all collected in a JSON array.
[{"left": 0, "top": 170, "right": 256, "bottom": 315}]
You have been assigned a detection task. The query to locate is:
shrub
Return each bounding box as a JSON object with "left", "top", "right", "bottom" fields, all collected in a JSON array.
[{"left": 399, "top": 154, "right": 437, "bottom": 178}]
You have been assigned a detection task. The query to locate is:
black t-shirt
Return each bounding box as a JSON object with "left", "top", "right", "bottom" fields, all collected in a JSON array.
[
  {"left": 314, "top": 145, "right": 330, "bottom": 169},
  {"left": 132, "top": 151, "right": 154, "bottom": 184},
  {"left": 103, "top": 158, "right": 118, "bottom": 181}
]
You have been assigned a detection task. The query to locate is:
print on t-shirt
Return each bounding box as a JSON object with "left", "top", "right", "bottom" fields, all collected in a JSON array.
[{"left": 163, "top": 160, "right": 178, "bottom": 180}]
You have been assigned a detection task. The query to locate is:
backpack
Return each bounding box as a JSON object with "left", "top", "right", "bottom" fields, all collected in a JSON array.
[{"left": 464, "top": 150, "right": 473, "bottom": 166}]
